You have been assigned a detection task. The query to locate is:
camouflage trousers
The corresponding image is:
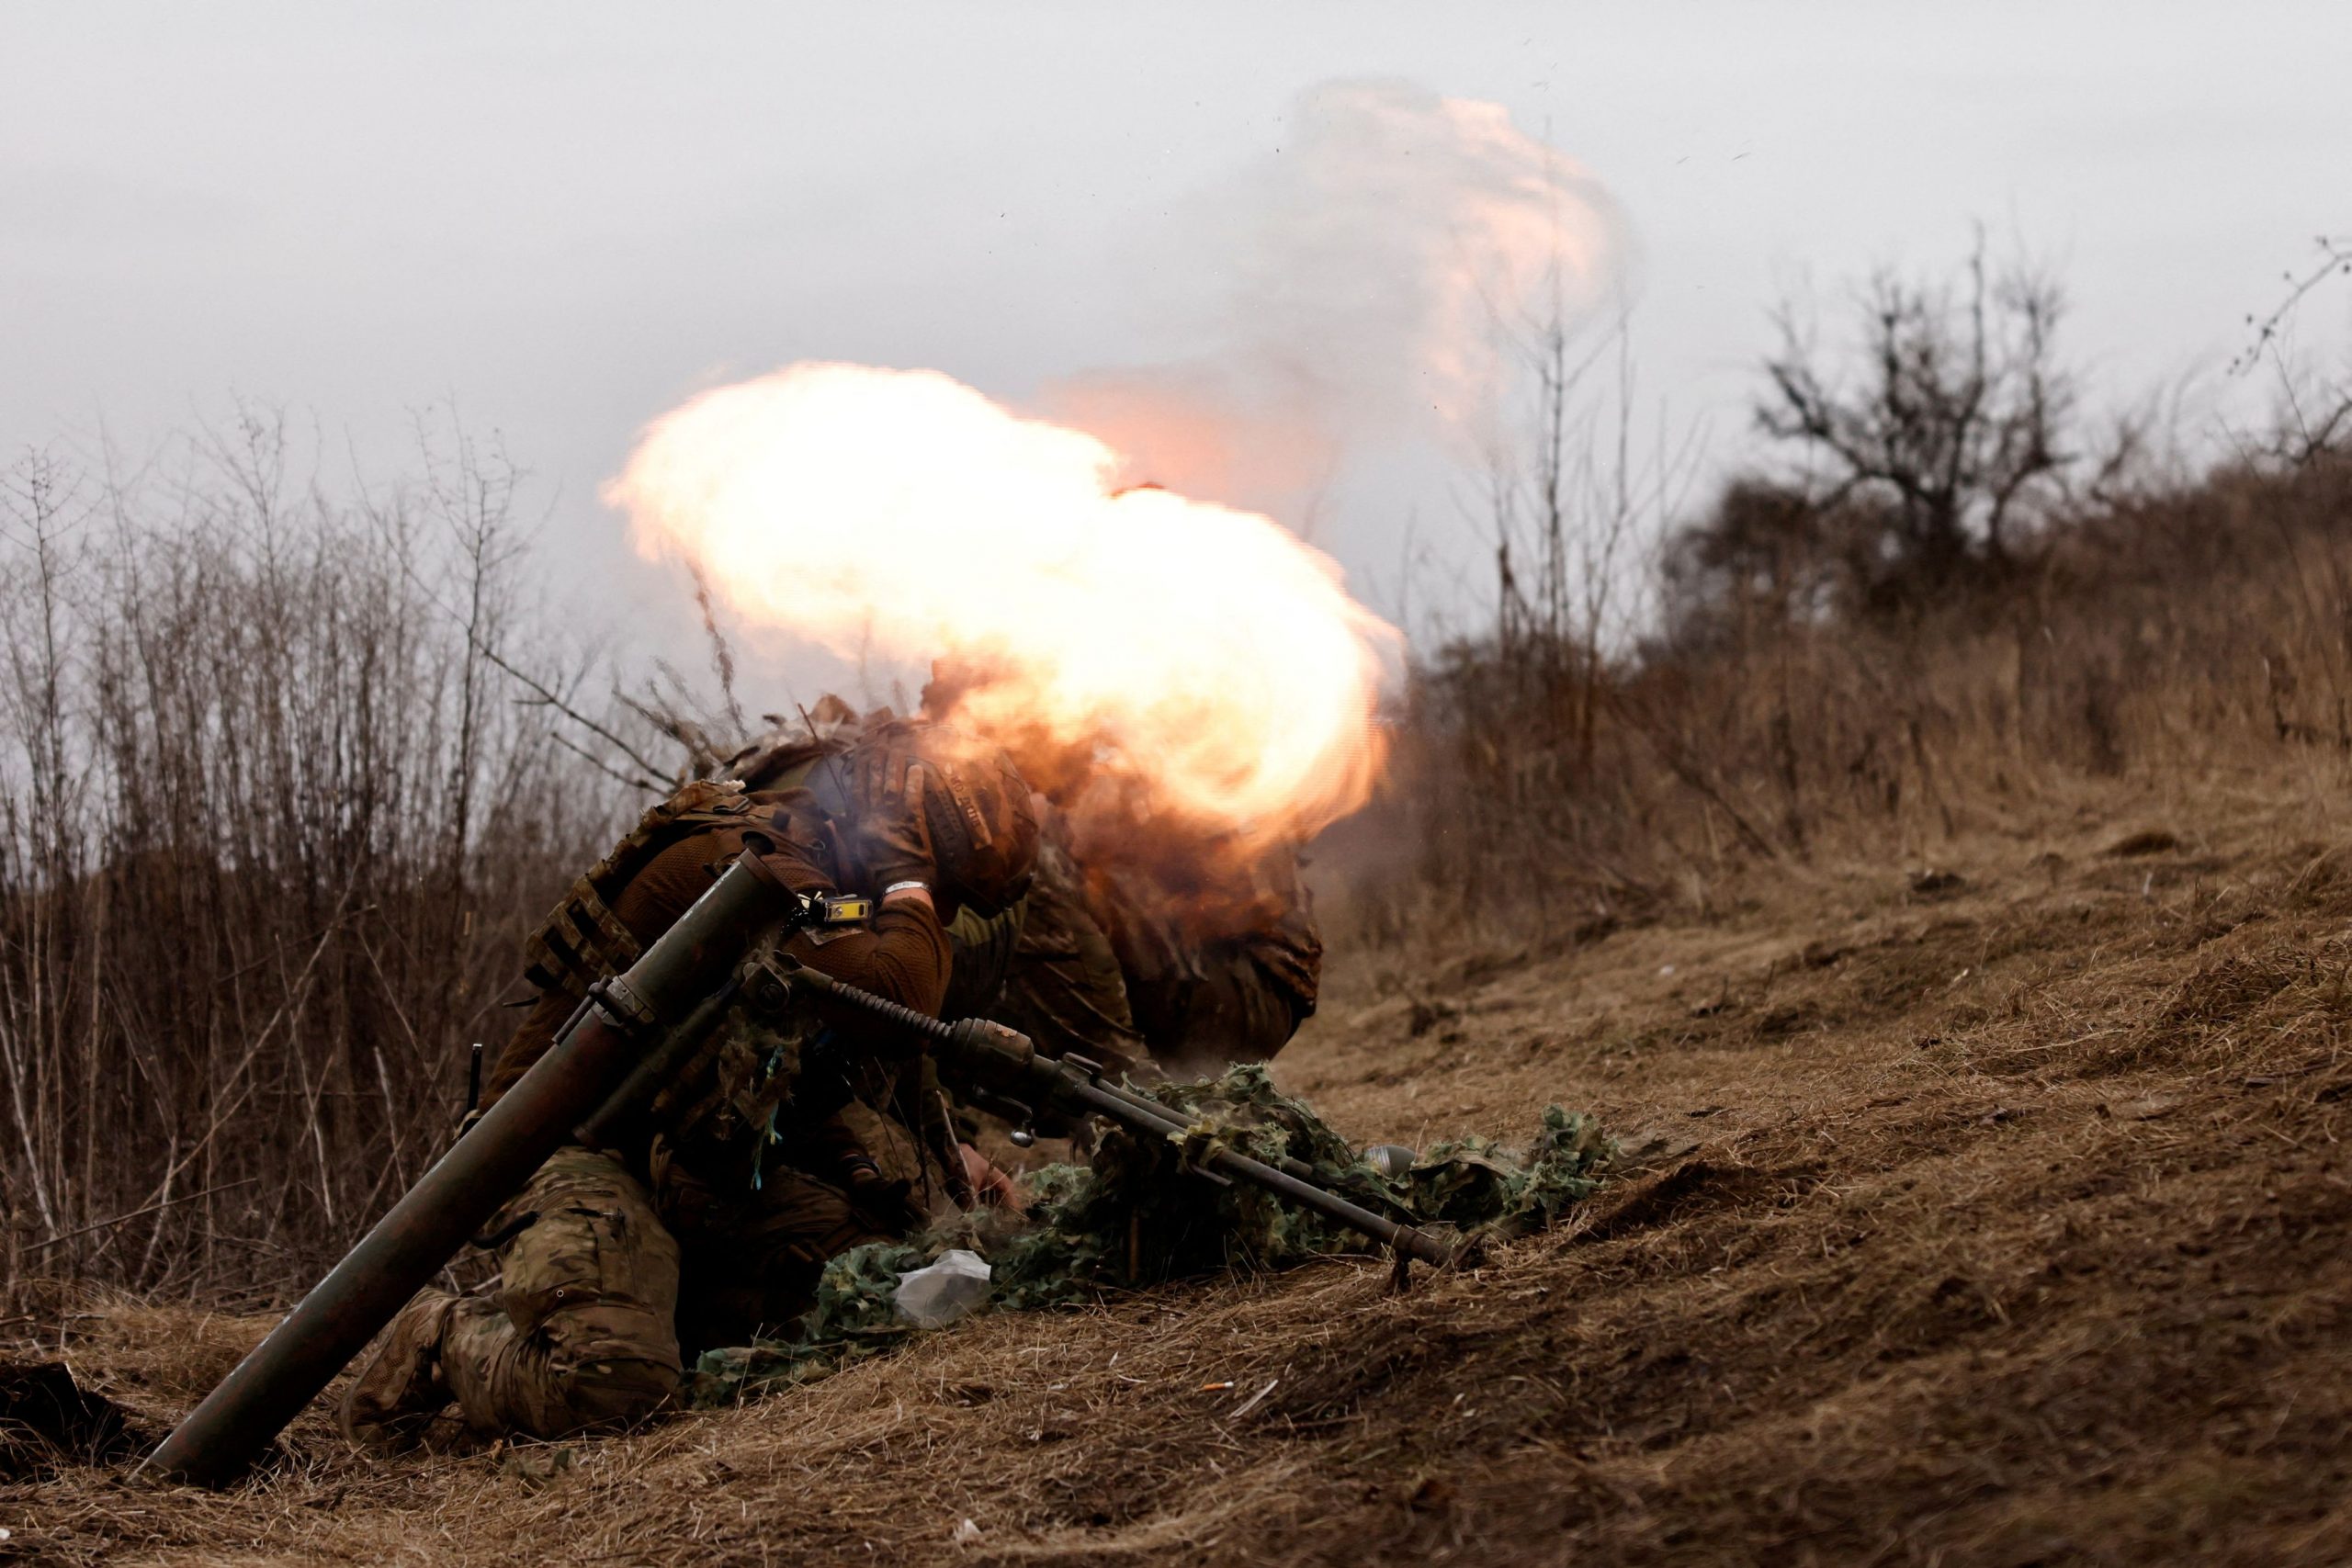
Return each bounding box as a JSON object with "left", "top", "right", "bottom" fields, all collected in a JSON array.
[{"left": 436, "top": 1145, "right": 888, "bottom": 1440}]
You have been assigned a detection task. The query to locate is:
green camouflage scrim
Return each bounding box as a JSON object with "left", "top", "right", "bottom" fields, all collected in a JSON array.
[
  {"left": 691, "top": 1240, "right": 925, "bottom": 1397},
  {"left": 691, "top": 1066, "right": 1609, "bottom": 1404},
  {"left": 1401, "top": 1109, "right": 1614, "bottom": 1241}
]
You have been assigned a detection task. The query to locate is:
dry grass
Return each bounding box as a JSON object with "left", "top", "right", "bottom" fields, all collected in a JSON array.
[
  {"left": 1381, "top": 439, "right": 2352, "bottom": 948},
  {"left": 6, "top": 767, "right": 2352, "bottom": 1563}
]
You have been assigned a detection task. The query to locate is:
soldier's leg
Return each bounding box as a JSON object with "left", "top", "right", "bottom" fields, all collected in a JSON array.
[
  {"left": 439, "top": 1145, "right": 683, "bottom": 1439},
  {"left": 657, "top": 1164, "right": 892, "bottom": 1354}
]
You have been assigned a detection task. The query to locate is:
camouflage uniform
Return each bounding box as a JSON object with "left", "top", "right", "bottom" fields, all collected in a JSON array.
[
  {"left": 438, "top": 1146, "right": 684, "bottom": 1438},
  {"left": 349, "top": 756, "right": 1000, "bottom": 1446},
  {"left": 939, "top": 818, "right": 1322, "bottom": 1087},
  {"left": 954, "top": 832, "right": 1148, "bottom": 1078}
]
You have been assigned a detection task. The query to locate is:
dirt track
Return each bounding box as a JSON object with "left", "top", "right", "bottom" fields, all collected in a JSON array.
[{"left": 6, "top": 782, "right": 2352, "bottom": 1564}]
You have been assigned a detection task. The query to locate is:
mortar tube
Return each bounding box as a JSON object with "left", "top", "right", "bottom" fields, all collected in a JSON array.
[
  {"left": 572, "top": 977, "right": 741, "bottom": 1150},
  {"left": 144, "top": 851, "right": 797, "bottom": 1487}
]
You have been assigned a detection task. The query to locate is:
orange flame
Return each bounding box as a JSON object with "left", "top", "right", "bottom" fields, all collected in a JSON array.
[{"left": 605, "top": 363, "right": 1400, "bottom": 841}]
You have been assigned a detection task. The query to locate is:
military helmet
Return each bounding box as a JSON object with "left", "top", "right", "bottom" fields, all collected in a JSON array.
[{"left": 820, "top": 719, "right": 1039, "bottom": 916}]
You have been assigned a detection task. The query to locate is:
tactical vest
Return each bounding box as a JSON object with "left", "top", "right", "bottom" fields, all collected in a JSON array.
[
  {"left": 522, "top": 778, "right": 953, "bottom": 1204},
  {"left": 650, "top": 935, "right": 956, "bottom": 1209},
  {"left": 648, "top": 931, "right": 826, "bottom": 1191},
  {"left": 518, "top": 780, "right": 814, "bottom": 1185},
  {"left": 520, "top": 779, "right": 763, "bottom": 1003}
]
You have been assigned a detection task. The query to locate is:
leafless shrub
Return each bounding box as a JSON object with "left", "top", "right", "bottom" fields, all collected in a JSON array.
[
  {"left": 0, "top": 415, "right": 624, "bottom": 1306},
  {"left": 1371, "top": 243, "right": 2352, "bottom": 943},
  {"left": 1374, "top": 318, "right": 1691, "bottom": 938}
]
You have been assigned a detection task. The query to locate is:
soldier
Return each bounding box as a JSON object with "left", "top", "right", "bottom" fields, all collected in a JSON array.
[
  {"left": 1082, "top": 825, "right": 1322, "bottom": 1082},
  {"left": 339, "top": 718, "right": 1038, "bottom": 1447},
  {"left": 720, "top": 691, "right": 1321, "bottom": 1086}
]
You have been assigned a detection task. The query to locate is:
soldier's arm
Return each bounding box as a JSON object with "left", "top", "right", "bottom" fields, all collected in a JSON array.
[
  {"left": 740, "top": 814, "right": 955, "bottom": 1018},
  {"left": 482, "top": 826, "right": 950, "bottom": 1105},
  {"left": 781, "top": 886, "right": 952, "bottom": 1020},
  {"left": 617, "top": 825, "right": 956, "bottom": 1016}
]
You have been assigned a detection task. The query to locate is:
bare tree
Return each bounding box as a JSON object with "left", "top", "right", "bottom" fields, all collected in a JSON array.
[{"left": 1758, "top": 234, "right": 2075, "bottom": 604}]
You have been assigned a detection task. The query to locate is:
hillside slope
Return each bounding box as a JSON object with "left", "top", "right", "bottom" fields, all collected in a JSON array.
[{"left": 7, "top": 778, "right": 2352, "bottom": 1565}]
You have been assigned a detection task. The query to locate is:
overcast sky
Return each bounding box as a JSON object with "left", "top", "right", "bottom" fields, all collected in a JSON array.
[{"left": 6, "top": 2, "right": 2348, "bottom": 685}]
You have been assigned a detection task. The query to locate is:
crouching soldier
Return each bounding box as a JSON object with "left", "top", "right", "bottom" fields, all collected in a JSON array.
[
  {"left": 1087, "top": 832, "right": 1322, "bottom": 1083},
  {"left": 725, "top": 695, "right": 1321, "bottom": 1087},
  {"left": 339, "top": 719, "right": 1037, "bottom": 1448}
]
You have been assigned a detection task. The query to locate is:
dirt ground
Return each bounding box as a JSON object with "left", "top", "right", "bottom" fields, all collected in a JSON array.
[{"left": 6, "top": 775, "right": 2352, "bottom": 1565}]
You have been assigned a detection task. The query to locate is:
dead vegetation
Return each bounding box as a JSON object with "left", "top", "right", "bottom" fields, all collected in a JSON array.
[
  {"left": 1375, "top": 241, "right": 2352, "bottom": 953},
  {"left": 5, "top": 246, "right": 2352, "bottom": 1561},
  {"left": 0, "top": 418, "right": 614, "bottom": 1303},
  {"left": 4, "top": 772, "right": 2351, "bottom": 1562}
]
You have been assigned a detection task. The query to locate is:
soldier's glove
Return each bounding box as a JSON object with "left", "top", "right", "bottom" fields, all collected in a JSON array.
[{"left": 849, "top": 739, "right": 937, "bottom": 893}]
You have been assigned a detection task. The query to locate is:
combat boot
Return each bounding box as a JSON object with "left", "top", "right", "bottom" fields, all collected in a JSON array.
[{"left": 338, "top": 1291, "right": 458, "bottom": 1450}]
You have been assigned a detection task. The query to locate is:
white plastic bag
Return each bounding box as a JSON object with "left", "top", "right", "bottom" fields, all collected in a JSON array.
[{"left": 893, "top": 1248, "right": 993, "bottom": 1328}]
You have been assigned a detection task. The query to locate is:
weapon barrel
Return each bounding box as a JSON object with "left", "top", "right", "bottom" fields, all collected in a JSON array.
[
  {"left": 776, "top": 960, "right": 1454, "bottom": 1270},
  {"left": 1078, "top": 1077, "right": 1353, "bottom": 1189},
  {"left": 146, "top": 852, "right": 795, "bottom": 1488},
  {"left": 572, "top": 978, "right": 741, "bottom": 1150},
  {"left": 1055, "top": 1077, "right": 1453, "bottom": 1268}
]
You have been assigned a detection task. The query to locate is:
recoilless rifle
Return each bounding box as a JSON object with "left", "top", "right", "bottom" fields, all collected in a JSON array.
[{"left": 147, "top": 840, "right": 1451, "bottom": 1487}]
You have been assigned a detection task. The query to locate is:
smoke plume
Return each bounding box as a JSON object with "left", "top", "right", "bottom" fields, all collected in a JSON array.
[{"left": 1046, "top": 78, "right": 1623, "bottom": 516}]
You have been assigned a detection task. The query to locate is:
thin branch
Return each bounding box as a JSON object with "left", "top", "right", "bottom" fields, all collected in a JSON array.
[
  {"left": 28, "top": 1178, "right": 262, "bottom": 1255},
  {"left": 2233, "top": 234, "right": 2352, "bottom": 377},
  {"left": 479, "top": 641, "right": 673, "bottom": 783},
  {"left": 549, "top": 726, "right": 668, "bottom": 794}
]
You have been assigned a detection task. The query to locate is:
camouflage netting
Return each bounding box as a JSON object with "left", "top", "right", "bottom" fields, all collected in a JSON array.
[{"left": 692, "top": 1065, "right": 1608, "bottom": 1404}]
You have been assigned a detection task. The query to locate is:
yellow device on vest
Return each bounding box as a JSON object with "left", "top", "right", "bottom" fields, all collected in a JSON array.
[{"left": 813, "top": 894, "right": 873, "bottom": 925}]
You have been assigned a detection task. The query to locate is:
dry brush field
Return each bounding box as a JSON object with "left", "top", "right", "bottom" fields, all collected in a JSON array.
[{"left": 6, "top": 769, "right": 2352, "bottom": 1565}]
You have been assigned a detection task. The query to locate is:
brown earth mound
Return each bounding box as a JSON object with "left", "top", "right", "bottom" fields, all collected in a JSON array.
[
  {"left": 5, "top": 779, "right": 2351, "bottom": 1563},
  {"left": 0, "top": 1361, "right": 142, "bottom": 1482}
]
